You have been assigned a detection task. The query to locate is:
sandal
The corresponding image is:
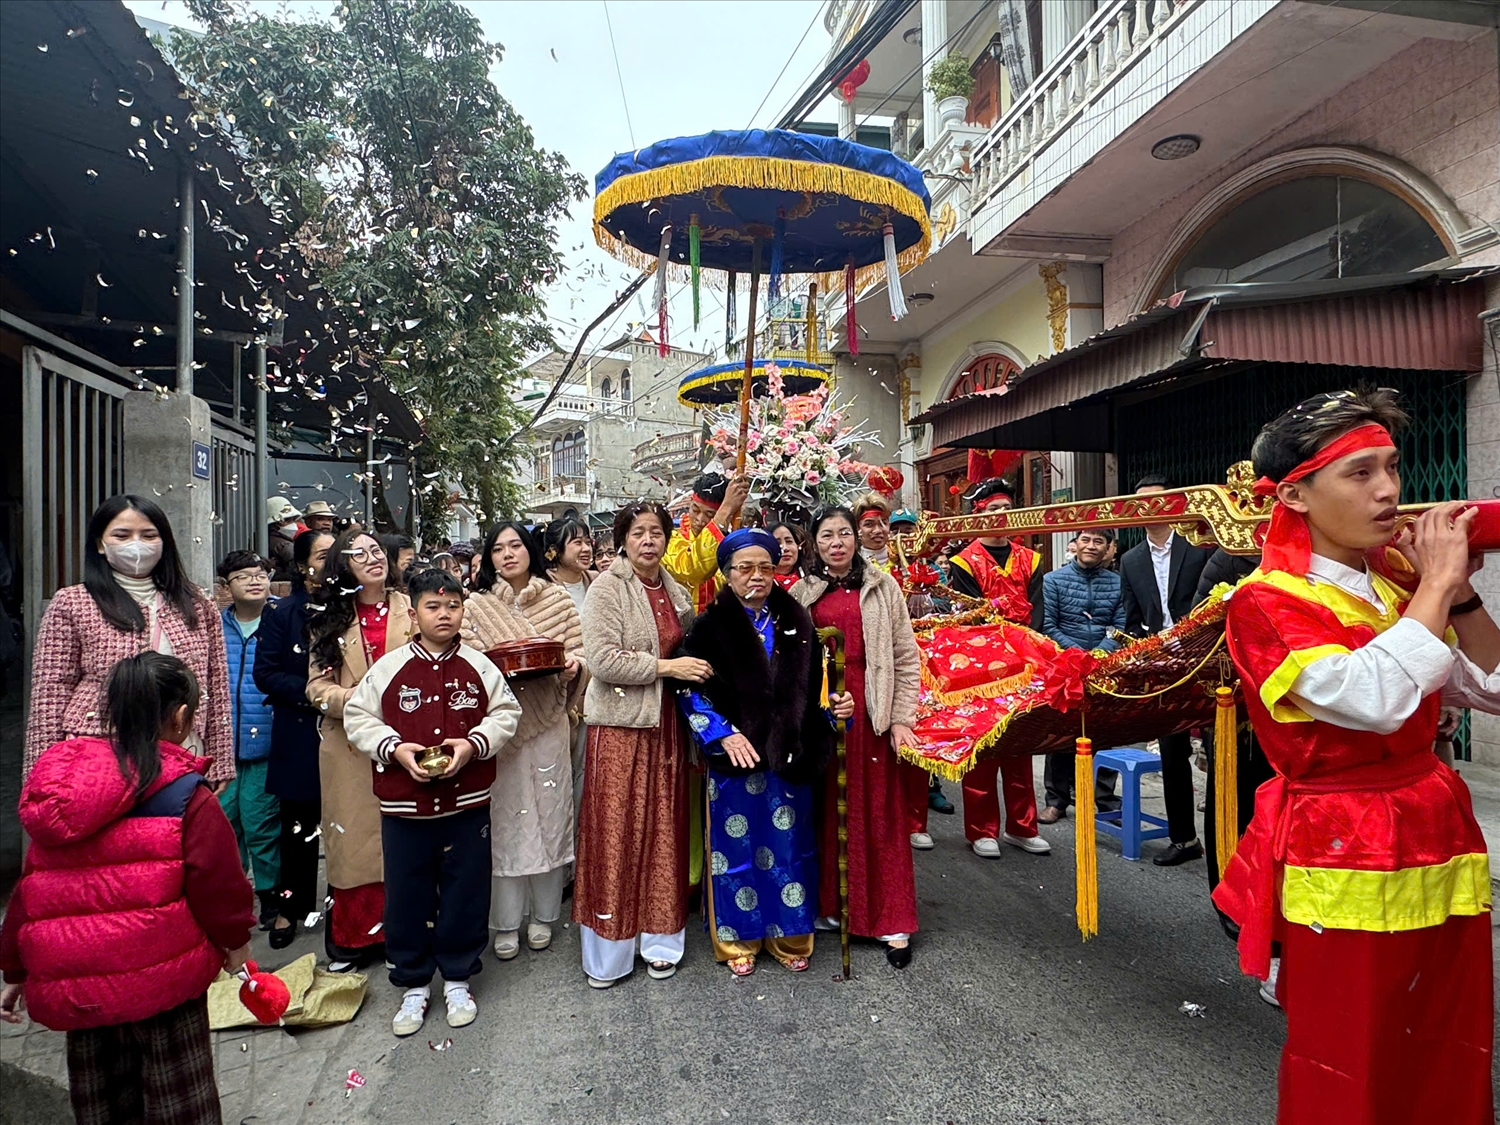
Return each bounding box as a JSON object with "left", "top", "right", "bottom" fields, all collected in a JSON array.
[
  {"left": 646, "top": 959, "right": 677, "bottom": 980},
  {"left": 727, "top": 956, "right": 756, "bottom": 977},
  {"left": 781, "top": 956, "right": 810, "bottom": 973}
]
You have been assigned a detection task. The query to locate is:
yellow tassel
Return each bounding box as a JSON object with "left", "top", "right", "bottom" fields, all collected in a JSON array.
[
  {"left": 1074, "top": 736, "right": 1098, "bottom": 940},
  {"left": 820, "top": 647, "right": 831, "bottom": 712},
  {"left": 1214, "top": 685, "right": 1240, "bottom": 881}
]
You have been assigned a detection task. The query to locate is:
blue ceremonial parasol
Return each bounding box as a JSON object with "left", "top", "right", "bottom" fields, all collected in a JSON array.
[
  {"left": 594, "top": 128, "right": 930, "bottom": 471},
  {"left": 678, "top": 358, "right": 828, "bottom": 407}
]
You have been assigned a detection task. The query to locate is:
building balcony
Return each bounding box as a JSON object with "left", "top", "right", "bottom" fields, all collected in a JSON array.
[
  {"left": 966, "top": 0, "right": 1478, "bottom": 261},
  {"left": 632, "top": 430, "right": 701, "bottom": 478},
  {"left": 533, "top": 384, "right": 635, "bottom": 431},
  {"left": 529, "top": 473, "right": 590, "bottom": 510}
]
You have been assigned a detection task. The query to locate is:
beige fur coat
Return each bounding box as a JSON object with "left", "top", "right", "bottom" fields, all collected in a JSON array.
[{"left": 791, "top": 566, "right": 920, "bottom": 734}]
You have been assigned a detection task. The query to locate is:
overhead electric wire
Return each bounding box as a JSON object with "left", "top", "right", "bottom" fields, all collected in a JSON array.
[
  {"left": 744, "top": 3, "right": 825, "bottom": 128},
  {"left": 601, "top": 0, "right": 636, "bottom": 150}
]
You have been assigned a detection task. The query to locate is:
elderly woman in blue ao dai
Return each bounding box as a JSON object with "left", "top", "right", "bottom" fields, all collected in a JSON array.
[{"left": 677, "top": 528, "right": 853, "bottom": 976}]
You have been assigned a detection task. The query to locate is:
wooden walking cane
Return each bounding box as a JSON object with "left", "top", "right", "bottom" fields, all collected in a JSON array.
[
  {"left": 734, "top": 238, "right": 762, "bottom": 477},
  {"left": 817, "top": 626, "right": 851, "bottom": 980}
]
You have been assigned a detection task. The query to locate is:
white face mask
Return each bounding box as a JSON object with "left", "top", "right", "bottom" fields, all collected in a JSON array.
[
  {"left": 104, "top": 539, "right": 164, "bottom": 578},
  {"left": 276, "top": 521, "right": 299, "bottom": 540}
]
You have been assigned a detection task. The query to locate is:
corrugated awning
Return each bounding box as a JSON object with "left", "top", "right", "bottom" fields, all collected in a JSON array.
[{"left": 918, "top": 269, "right": 1495, "bottom": 450}]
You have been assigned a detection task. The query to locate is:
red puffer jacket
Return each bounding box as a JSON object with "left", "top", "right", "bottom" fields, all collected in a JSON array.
[{"left": 0, "top": 738, "right": 253, "bottom": 1031}]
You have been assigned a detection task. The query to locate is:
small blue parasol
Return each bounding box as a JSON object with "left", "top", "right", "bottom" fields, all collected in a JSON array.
[{"left": 678, "top": 358, "right": 828, "bottom": 407}]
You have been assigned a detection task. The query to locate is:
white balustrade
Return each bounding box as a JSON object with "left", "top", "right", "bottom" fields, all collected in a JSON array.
[{"left": 968, "top": 0, "right": 1197, "bottom": 218}]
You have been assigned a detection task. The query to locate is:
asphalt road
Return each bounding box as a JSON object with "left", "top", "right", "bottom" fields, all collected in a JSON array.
[{"left": 335, "top": 773, "right": 1286, "bottom": 1125}]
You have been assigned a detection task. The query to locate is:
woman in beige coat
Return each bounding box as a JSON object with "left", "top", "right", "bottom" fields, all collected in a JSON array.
[
  {"left": 462, "top": 521, "right": 585, "bottom": 961},
  {"left": 573, "top": 503, "right": 707, "bottom": 988},
  {"left": 306, "top": 530, "right": 414, "bottom": 971},
  {"left": 792, "top": 505, "right": 922, "bottom": 969},
  {"left": 544, "top": 516, "right": 596, "bottom": 814}
]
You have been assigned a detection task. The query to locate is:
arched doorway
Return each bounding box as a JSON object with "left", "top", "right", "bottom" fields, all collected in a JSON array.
[{"left": 918, "top": 350, "right": 1024, "bottom": 516}]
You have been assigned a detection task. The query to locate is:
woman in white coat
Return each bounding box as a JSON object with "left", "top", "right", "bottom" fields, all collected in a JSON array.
[{"left": 461, "top": 522, "right": 585, "bottom": 959}]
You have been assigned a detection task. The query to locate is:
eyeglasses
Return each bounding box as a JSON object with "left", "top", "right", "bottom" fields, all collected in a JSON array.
[
  {"left": 729, "top": 562, "right": 776, "bottom": 577},
  {"left": 346, "top": 545, "right": 386, "bottom": 563},
  {"left": 226, "top": 570, "right": 269, "bottom": 584}
]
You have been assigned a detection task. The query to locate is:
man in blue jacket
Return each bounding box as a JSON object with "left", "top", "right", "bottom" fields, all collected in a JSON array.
[
  {"left": 217, "top": 549, "right": 280, "bottom": 928},
  {"left": 1037, "top": 530, "right": 1126, "bottom": 823}
]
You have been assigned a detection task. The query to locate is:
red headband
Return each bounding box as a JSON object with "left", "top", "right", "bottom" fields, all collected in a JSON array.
[{"left": 1253, "top": 423, "right": 1394, "bottom": 575}]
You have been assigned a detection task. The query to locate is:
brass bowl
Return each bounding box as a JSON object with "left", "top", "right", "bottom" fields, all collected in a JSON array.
[{"left": 417, "top": 745, "right": 452, "bottom": 777}]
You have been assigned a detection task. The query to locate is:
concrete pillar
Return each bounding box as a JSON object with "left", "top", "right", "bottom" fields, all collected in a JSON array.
[
  {"left": 837, "top": 96, "right": 857, "bottom": 142},
  {"left": 364, "top": 428, "right": 376, "bottom": 528},
  {"left": 175, "top": 162, "right": 195, "bottom": 395},
  {"left": 123, "top": 390, "right": 215, "bottom": 590},
  {"left": 921, "top": 0, "right": 947, "bottom": 147},
  {"left": 1467, "top": 283, "right": 1500, "bottom": 764},
  {"left": 253, "top": 343, "right": 269, "bottom": 559},
  {"left": 898, "top": 348, "right": 922, "bottom": 511}
]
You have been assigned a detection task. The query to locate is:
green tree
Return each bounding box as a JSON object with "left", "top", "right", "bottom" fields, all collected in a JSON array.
[{"left": 172, "top": 0, "right": 584, "bottom": 531}]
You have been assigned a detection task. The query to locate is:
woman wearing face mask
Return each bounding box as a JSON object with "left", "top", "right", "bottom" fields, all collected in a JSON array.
[
  {"left": 306, "top": 530, "right": 413, "bottom": 971},
  {"left": 25, "top": 495, "right": 233, "bottom": 785},
  {"left": 461, "top": 522, "right": 585, "bottom": 961},
  {"left": 254, "top": 528, "right": 336, "bottom": 949}
]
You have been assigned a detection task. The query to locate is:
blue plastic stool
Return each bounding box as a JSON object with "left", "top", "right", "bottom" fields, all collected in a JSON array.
[{"left": 1092, "top": 747, "right": 1170, "bottom": 861}]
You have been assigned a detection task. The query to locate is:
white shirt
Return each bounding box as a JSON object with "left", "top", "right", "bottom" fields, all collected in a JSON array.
[
  {"left": 1282, "top": 554, "right": 1500, "bottom": 733},
  {"left": 1147, "top": 532, "right": 1174, "bottom": 630}
]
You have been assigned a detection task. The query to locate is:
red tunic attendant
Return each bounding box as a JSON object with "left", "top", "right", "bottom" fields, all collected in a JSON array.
[
  {"left": 1214, "top": 419, "right": 1493, "bottom": 1125},
  {"left": 950, "top": 539, "right": 1044, "bottom": 848}
]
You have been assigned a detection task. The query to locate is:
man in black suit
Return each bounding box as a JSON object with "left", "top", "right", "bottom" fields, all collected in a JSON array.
[{"left": 1119, "top": 475, "right": 1211, "bottom": 866}]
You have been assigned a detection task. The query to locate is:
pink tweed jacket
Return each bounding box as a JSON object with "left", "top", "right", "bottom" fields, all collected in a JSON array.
[{"left": 24, "top": 585, "right": 234, "bottom": 782}]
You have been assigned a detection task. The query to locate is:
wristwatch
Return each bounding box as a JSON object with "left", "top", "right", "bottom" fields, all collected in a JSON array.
[{"left": 1450, "top": 591, "right": 1485, "bottom": 617}]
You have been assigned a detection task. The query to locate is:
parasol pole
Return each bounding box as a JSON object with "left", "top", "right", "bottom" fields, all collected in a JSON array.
[
  {"left": 817, "top": 626, "right": 851, "bottom": 981},
  {"left": 735, "top": 239, "right": 763, "bottom": 476}
]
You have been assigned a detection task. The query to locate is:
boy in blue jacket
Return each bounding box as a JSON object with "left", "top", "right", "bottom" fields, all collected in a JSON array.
[{"left": 217, "top": 549, "right": 281, "bottom": 928}]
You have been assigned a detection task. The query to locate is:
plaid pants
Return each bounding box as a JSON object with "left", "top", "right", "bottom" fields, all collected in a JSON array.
[{"left": 66, "top": 995, "right": 222, "bottom": 1125}]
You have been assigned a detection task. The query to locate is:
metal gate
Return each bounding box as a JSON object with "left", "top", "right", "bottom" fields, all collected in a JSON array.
[
  {"left": 211, "top": 422, "right": 259, "bottom": 562},
  {"left": 21, "top": 346, "right": 128, "bottom": 649},
  {"left": 1115, "top": 362, "right": 1471, "bottom": 754}
]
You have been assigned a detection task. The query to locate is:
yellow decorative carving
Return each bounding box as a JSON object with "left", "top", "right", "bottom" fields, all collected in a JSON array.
[
  {"left": 1039, "top": 262, "right": 1068, "bottom": 353},
  {"left": 932, "top": 201, "right": 957, "bottom": 246}
]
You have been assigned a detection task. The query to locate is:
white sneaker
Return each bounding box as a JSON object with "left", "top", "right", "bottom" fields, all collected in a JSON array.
[
  {"left": 971, "top": 837, "right": 1001, "bottom": 858},
  {"left": 327, "top": 960, "right": 355, "bottom": 974},
  {"left": 1003, "top": 831, "right": 1053, "bottom": 855},
  {"left": 910, "top": 831, "right": 935, "bottom": 850},
  {"left": 392, "top": 987, "right": 428, "bottom": 1037},
  {"left": 444, "top": 981, "right": 477, "bottom": 1028},
  {"left": 1258, "top": 957, "right": 1282, "bottom": 1008},
  {"left": 526, "top": 921, "right": 552, "bottom": 950},
  {"left": 813, "top": 915, "right": 839, "bottom": 932},
  {"left": 493, "top": 931, "right": 520, "bottom": 961}
]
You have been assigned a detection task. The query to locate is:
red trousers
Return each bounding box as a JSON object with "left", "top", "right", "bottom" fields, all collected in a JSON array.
[
  {"left": 960, "top": 755, "right": 1040, "bottom": 841},
  {"left": 903, "top": 757, "right": 1040, "bottom": 841},
  {"left": 1277, "top": 912, "right": 1493, "bottom": 1125}
]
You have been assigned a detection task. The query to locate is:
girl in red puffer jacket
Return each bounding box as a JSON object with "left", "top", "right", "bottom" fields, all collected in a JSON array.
[{"left": 0, "top": 652, "right": 255, "bottom": 1125}]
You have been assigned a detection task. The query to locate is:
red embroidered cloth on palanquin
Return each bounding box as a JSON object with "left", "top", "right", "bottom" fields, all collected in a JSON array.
[{"left": 902, "top": 597, "right": 1230, "bottom": 781}]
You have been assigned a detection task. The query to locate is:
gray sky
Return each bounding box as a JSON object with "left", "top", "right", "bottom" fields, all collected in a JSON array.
[{"left": 124, "top": 0, "right": 835, "bottom": 364}]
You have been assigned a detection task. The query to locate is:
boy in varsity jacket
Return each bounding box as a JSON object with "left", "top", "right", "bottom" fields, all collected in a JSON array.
[{"left": 344, "top": 568, "right": 521, "bottom": 1038}]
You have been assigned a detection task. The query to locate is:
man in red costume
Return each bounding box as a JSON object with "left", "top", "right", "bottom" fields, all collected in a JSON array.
[
  {"left": 1214, "top": 388, "right": 1498, "bottom": 1125},
  {"left": 945, "top": 478, "right": 1051, "bottom": 859}
]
